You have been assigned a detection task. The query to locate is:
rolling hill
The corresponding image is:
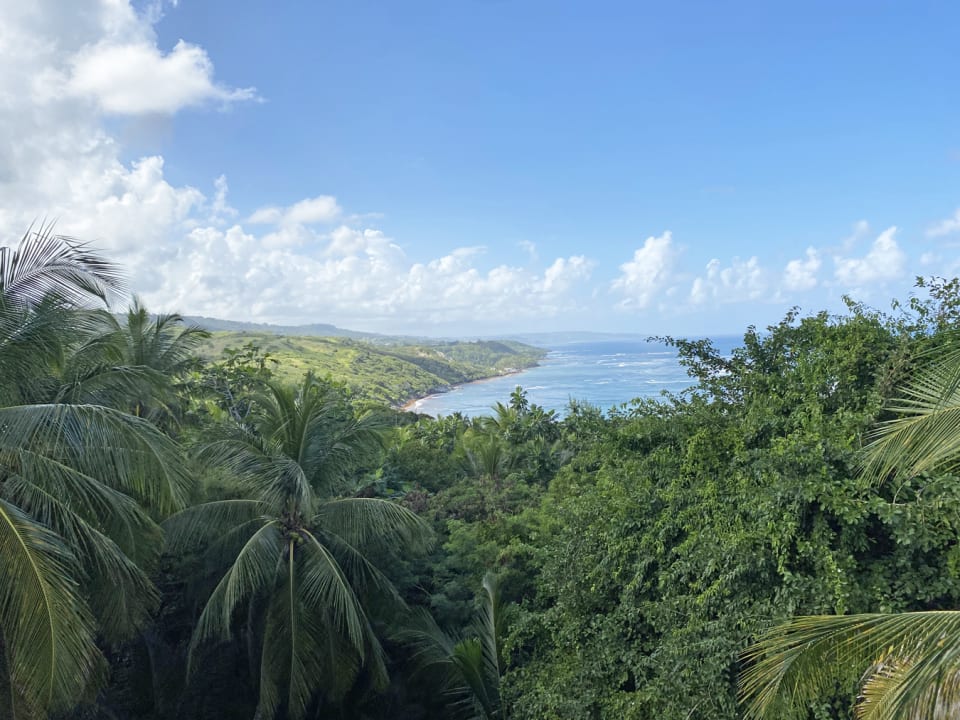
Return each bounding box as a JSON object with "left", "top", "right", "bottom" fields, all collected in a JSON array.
[{"left": 195, "top": 331, "right": 546, "bottom": 408}]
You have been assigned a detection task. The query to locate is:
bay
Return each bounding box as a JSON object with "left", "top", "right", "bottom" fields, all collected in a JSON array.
[{"left": 410, "top": 336, "right": 742, "bottom": 418}]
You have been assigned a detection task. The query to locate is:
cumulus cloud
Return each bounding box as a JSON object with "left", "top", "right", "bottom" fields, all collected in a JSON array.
[
  {"left": 0, "top": 1, "right": 225, "bottom": 253},
  {"left": 155, "top": 222, "right": 594, "bottom": 328},
  {"left": 782, "top": 247, "right": 821, "bottom": 291},
  {"left": 542, "top": 256, "right": 593, "bottom": 293},
  {"left": 689, "top": 256, "right": 766, "bottom": 305},
  {"left": 67, "top": 40, "right": 258, "bottom": 114},
  {"left": 927, "top": 209, "right": 960, "bottom": 238},
  {"left": 611, "top": 232, "right": 677, "bottom": 309},
  {"left": 833, "top": 226, "right": 905, "bottom": 287},
  {"left": 0, "top": 0, "right": 596, "bottom": 333}
]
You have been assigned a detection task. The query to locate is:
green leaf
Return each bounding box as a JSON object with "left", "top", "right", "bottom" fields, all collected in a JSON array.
[
  {"left": 740, "top": 611, "right": 960, "bottom": 720},
  {"left": 0, "top": 499, "right": 104, "bottom": 716}
]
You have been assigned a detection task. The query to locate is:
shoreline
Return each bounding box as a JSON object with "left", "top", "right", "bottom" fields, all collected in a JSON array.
[{"left": 399, "top": 365, "right": 533, "bottom": 413}]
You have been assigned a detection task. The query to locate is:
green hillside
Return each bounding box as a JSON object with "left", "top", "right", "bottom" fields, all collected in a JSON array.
[{"left": 196, "top": 331, "right": 546, "bottom": 407}]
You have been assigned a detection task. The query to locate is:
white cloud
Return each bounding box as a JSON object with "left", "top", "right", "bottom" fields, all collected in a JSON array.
[
  {"left": 927, "top": 209, "right": 960, "bottom": 238},
  {"left": 689, "top": 256, "right": 766, "bottom": 305},
  {"left": 782, "top": 247, "right": 821, "bottom": 291},
  {"left": 0, "top": 0, "right": 596, "bottom": 336},
  {"left": 0, "top": 1, "right": 935, "bottom": 335},
  {"left": 249, "top": 195, "right": 342, "bottom": 226},
  {"left": 153, "top": 221, "right": 594, "bottom": 328},
  {"left": 66, "top": 39, "right": 258, "bottom": 114},
  {"left": 0, "top": 2, "right": 224, "bottom": 256},
  {"left": 542, "top": 256, "right": 593, "bottom": 293},
  {"left": 833, "top": 226, "right": 905, "bottom": 287},
  {"left": 611, "top": 232, "right": 677, "bottom": 309},
  {"left": 208, "top": 175, "right": 236, "bottom": 224}
]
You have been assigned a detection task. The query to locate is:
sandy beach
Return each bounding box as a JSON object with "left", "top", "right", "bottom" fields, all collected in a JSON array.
[{"left": 398, "top": 367, "right": 530, "bottom": 413}]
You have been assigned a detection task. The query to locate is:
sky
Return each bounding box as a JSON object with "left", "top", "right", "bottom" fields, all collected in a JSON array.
[{"left": 2, "top": 0, "right": 959, "bottom": 336}]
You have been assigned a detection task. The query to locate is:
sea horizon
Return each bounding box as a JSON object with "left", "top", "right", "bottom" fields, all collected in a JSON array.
[{"left": 410, "top": 335, "right": 742, "bottom": 418}]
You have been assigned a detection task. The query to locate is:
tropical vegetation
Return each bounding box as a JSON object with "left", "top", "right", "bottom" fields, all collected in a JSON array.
[
  {"left": 740, "top": 340, "right": 960, "bottom": 720},
  {"left": 194, "top": 332, "right": 545, "bottom": 407},
  {"left": 4, "top": 226, "right": 960, "bottom": 719}
]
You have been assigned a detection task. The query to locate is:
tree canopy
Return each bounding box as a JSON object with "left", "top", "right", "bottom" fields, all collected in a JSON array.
[{"left": 6, "top": 227, "right": 960, "bottom": 720}]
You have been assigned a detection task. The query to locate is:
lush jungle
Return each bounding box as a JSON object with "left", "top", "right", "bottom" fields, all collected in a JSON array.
[{"left": 5, "top": 229, "right": 960, "bottom": 720}]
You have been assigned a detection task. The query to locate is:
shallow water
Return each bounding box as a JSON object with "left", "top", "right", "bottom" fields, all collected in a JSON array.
[{"left": 411, "top": 337, "right": 740, "bottom": 418}]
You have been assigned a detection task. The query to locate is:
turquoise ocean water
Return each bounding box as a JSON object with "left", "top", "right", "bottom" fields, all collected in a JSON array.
[{"left": 411, "top": 336, "right": 741, "bottom": 418}]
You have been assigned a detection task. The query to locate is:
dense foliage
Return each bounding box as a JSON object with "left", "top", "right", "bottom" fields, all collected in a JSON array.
[{"left": 5, "top": 228, "right": 960, "bottom": 719}]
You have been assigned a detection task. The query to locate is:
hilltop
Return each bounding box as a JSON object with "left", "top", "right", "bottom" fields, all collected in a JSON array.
[{"left": 194, "top": 329, "right": 546, "bottom": 408}]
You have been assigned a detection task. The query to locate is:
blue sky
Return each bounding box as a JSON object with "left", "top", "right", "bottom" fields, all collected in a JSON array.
[{"left": 3, "top": 1, "right": 960, "bottom": 335}]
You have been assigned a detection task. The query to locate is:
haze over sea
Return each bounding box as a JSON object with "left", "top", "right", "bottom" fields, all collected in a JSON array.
[{"left": 412, "top": 336, "right": 742, "bottom": 418}]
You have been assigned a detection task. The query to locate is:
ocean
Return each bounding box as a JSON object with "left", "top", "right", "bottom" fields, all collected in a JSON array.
[{"left": 410, "top": 336, "right": 742, "bottom": 418}]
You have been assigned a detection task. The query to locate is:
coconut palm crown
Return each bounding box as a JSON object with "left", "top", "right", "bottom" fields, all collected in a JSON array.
[
  {"left": 0, "top": 227, "right": 190, "bottom": 719},
  {"left": 165, "top": 374, "right": 432, "bottom": 720}
]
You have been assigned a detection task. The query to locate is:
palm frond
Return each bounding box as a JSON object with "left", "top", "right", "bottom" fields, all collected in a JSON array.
[
  {"left": 2, "top": 475, "right": 158, "bottom": 643},
  {"left": 0, "top": 498, "right": 105, "bottom": 716},
  {"left": 298, "top": 528, "right": 370, "bottom": 656},
  {"left": 861, "top": 349, "right": 960, "bottom": 482},
  {"left": 0, "top": 225, "right": 124, "bottom": 310},
  {"left": 199, "top": 432, "right": 314, "bottom": 512},
  {"left": 0, "top": 403, "right": 191, "bottom": 515},
  {"left": 740, "top": 611, "right": 960, "bottom": 720},
  {"left": 451, "top": 637, "right": 500, "bottom": 719},
  {"left": 477, "top": 572, "right": 504, "bottom": 698},
  {"left": 56, "top": 362, "right": 170, "bottom": 411},
  {"left": 123, "top": 297, "right": 209, "bottom": 370},
  {"left": 312, "top": 497, "right": 433, "bottom": 552},
  {"left": 858, "top": 646, "right": 960, "bottom": 720},
  {"left": 312, "top": 527, "right": 405, "bottom": 607},
  {"left": 395, "top": 574, "right": 505, "bottom": 720},
  {"left": 254, "top": 376, "right": 389, "bottom": 492},
  {"left": 301, "top": 410, "right": 389, "bottom": 491},
  {"left": 256, "top": 586, "right": 363, "bottom": 720},
  {"left": 187, "top": 375, "right": 430, "bottom": 713},
  {"left": 395, "top": 608, "right": 473, "bottom": 708},
  {"left": 251, "top": 530, "right": 387, "bottom": 719},
  {"left": 189, "top": 520, "right": 282, "bottom": 665},
  {"left": 0, "top": 299, "right": 75, "bottom": 405},
  {"left": 13, "top": 447, "right": 159, "bottom": 562},
  {"left": 162, "top": 499, "right": 267, "bottom": 553}
]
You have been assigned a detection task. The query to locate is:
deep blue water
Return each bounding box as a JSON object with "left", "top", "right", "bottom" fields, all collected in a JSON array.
[{"left": 411, "top": 337, "right": 741, "bottom": 418}]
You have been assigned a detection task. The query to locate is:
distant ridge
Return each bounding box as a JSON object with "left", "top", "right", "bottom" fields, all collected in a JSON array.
[
  {"left": 183, "top": 317, "right": 737, "bottom": 348},
  {"left": 183, "top": 315, "right": 386, "bottom": 340},
  {"left": 183, "top": 316, "right": 651, "bottom": 346}
]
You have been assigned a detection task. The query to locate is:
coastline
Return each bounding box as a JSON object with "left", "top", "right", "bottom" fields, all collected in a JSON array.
[{"left": 399, "top": 365, "right": 533, "bottom": 413}]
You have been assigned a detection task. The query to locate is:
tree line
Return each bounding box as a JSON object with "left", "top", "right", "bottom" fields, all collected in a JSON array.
[{"left": 3, "top": 227, "right": 960, "bottom": 719}]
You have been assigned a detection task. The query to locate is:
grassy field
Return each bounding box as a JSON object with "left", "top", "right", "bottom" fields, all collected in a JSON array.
[{"left": 196, "top": 331, "right": 546, "bottom": 407}]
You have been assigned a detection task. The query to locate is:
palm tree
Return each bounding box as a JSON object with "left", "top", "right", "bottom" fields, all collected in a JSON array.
[
  {"left": 740, "top": 346, "right": 960, "bottom": 720},
  {"left": 401, "top": 573, "right": 507, "bottom": 719},
  {"left": 0, "top": 227, "right": 190, "bottom": 718},
  {"left": 165, "top": 374, "right": 432, "bottom": 720},
  {"left": 56, "top": 297, "right": 209, "bottom": 423},
  {"left": 463, "top": 431, "right": 514, "bottom": 491}
]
